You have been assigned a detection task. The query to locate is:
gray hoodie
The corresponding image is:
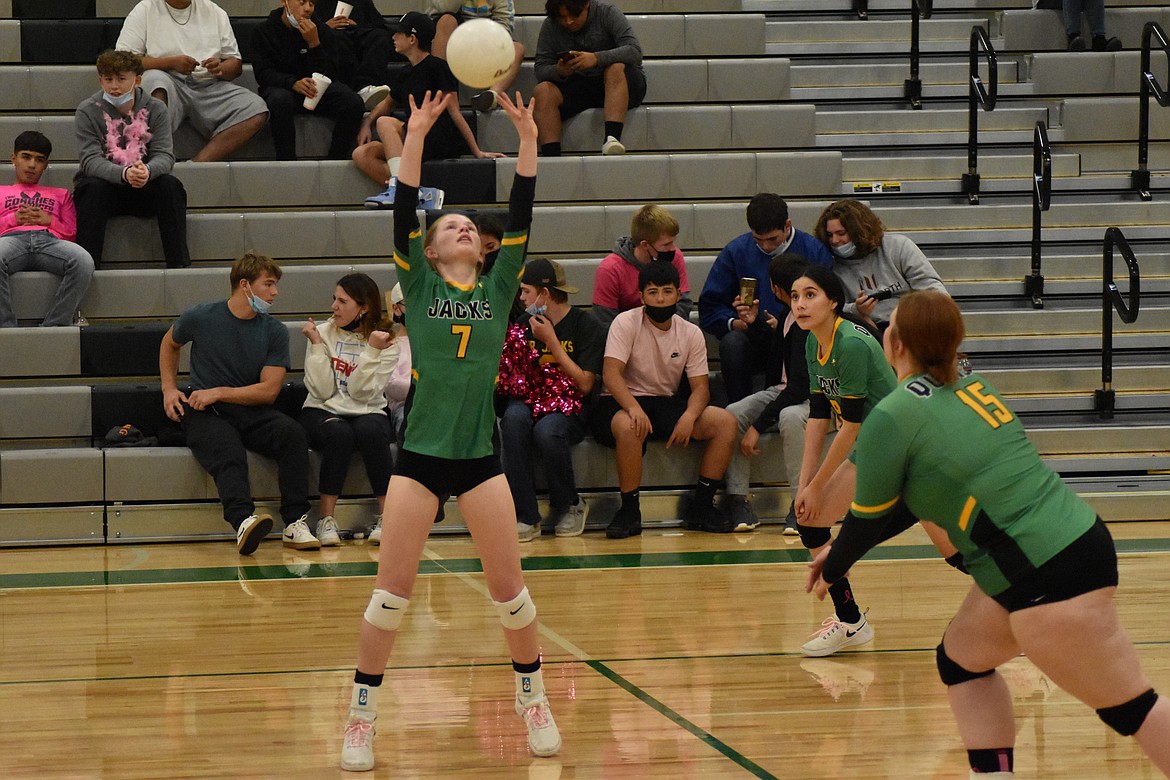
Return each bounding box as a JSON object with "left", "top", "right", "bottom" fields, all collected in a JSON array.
[
  {"left": 75, "top": 87, "right": 175, "bottom": 186},
  {"left": 592, "top": 236, "right": 694, "bottom": 328},
  {"left": 835, "top": 233, "right": 946, "bottom": 323},
  {"left": 533, "top": 0, "right": 644, "bottom": 84}
]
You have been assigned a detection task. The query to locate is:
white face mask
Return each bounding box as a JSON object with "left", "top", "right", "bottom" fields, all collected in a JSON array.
[
  {"left": 285, "top": 4, "right": 299, "bottom": 26},
  {"left": 833, "top": 241, "right": 857, "bottom": 259},
  {"left": 102, "top": 90, "right": 135, "bottom": 107}
]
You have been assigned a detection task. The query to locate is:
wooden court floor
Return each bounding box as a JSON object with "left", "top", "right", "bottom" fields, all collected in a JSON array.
[{"left": 2, "top": 520, "right": 1169, "bottom": 779}]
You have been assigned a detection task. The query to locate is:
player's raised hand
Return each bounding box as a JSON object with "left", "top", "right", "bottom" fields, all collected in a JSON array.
[
  {"left": 497, "top": 91, "right": 537, "bottom": 142},
  {"left": 406, "top": 91, "right": 455, "bottom": 136}
]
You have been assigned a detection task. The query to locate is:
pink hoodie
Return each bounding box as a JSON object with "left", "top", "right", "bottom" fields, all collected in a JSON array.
[{"left": 0, "top": 183, "right": 78, "bottom": 242}]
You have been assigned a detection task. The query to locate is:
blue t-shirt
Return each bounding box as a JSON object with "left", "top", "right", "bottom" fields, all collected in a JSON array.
[{"left": 171, "top": 301, "right": 291, "bottom": 391}]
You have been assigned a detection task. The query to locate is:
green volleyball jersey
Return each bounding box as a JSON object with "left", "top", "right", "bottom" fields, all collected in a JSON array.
[
  {"left": 806, "top": 317, "right": 897, "bottom": 419},
  {"left": 851, "top": 371, "right": 1098, "bottom": 596},
  {"left": 395, "top": 225, "right": 527, "bottom": 459}
]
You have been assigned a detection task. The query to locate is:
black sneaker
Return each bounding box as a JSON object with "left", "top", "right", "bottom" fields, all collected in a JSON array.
[
  {"left": 1068, "top": 35, "right": 1086, "bottom": 51},
  {"left": 606, "top": 505, "right": 642, "bottom": 539},
  {"left": 783, "top": 502, "right": 800, "bottom": 536},
  {"left": 725, "top": 495, "right": 759, "bottom": 532},
  {"left": 684, "top": 494, "right": 734, "bottom": 534},
  {"left": 469, "top": 90, "right": 497, "bottom": 112}
]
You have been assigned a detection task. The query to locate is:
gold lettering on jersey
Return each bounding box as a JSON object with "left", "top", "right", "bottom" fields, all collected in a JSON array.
[{"left": 426, "top": 298, "right": 494, "bottom": 321}]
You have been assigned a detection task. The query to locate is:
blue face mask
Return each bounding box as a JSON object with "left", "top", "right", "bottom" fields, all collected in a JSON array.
[
  {"left": 246, "top": 283, "right": 272, "bottom": 315},
  {"left": 103, "top": 90, "right": 135, "bottom": 108},
  {"left": 524, "top": 303, "right": 547, "bottom": 319}
]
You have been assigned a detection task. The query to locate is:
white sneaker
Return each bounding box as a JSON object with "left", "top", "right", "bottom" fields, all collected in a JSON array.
[
  {"left": 368, "top": 515, "right": 382, "bottom": 545},
  {"left": 317, "top": 516, "right": 341, "bottom": 547},
  {"left": 554, "top": 499, "right": 587, "bottom": 537},
  {"left": 282, "top": 515, "right": 321, "bottom": 550},
  {"left": 358, "top": 84, "right": 390, "bottom": 110},
  {"left": 518, "top": 522, "right": 540, "bottom": 543},
  {"left": 515, "top": 697, "right": 561, "bottom": 757},
  {"left": 340, "top": 713, "right": 376, "bottom": 771},
  {"left": 236, "top": 513, "right": 273, "bottom": 555},
  {"left": 601, "top": 135, "right": 626, "bottom": 155},
  {"left": 800, "top": 613, "right": 874, "bottom": 658}
]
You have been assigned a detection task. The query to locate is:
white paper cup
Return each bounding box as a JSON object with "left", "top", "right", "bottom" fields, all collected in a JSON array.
[
  {"left": 335, "top": 1, "right": 353, "bottom": 18},
  {"left": 303, "top": 72, "right": 332, "bottom": 110}
]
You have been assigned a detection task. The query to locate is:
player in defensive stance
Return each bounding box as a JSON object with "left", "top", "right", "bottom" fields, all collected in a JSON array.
[
  {"left": 340, "top": 90, "right": 560, "bottom": 771},
  {"left": 809, "top": 291, "right": 1170, "bottom": 779}
]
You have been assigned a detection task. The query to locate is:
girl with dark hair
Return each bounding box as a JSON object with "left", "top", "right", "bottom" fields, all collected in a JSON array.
[
  {"left": 790, "top": 266, "right": 958, "bottom": 657},
  {"left": 300, "top": 272, "right": 398, "bottom": 546},
  {"left": 810, "top": 291, "right": 1170, "bottom": 779}
]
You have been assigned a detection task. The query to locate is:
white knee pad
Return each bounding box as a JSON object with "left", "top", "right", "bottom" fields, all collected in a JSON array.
[
  {"left": 363, "top": 589, "right": 410, "bottom": 631},
  {"left": 494, "top": 586, "right": 537, "bottom": 630}
]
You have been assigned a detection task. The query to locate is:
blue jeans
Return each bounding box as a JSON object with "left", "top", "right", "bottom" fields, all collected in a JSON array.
[
  {"left": 0, "top": 230, "right": 94, "bottom": 327},
  {"left": 1063, "top": 0, "right": 1105, "bottom": 37},
  {"left": 499, "top": 399, "right": 585, "bottom": 526}
]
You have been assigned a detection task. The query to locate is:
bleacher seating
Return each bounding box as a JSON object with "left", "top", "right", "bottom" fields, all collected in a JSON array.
[{"left": 3, "top": 0, "right": 1170, "bottom": 546}]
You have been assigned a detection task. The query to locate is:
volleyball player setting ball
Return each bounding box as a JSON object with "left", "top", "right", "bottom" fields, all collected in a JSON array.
[
  {"left": 339, "top": 90, "right": 560, "bottom": 772},
  {"left": 808, "top": 291, "right": 1170, "bottom": 779}
]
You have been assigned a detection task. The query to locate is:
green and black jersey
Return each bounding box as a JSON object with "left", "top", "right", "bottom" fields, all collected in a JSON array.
[
  {"left": 850, "top": 371, "right": 1097, "bottom": 596},
  {"left": 806, "top": 317, "right": 897, "bottom": 422},
  {"left": 392, "top": 176, "right": 534, "bottom": 459}
]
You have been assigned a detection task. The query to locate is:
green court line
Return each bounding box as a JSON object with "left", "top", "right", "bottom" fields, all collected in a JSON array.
[
  {"left": 2, "top": 539, "right": 1168, "bottom": 591},
  {"left": 587, "top": 660, "right": 779, "bottom": 780}
]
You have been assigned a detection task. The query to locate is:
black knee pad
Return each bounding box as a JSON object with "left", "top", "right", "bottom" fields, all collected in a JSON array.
[
  {"left": 936, "top": 643, "right": 995, "bottom": 687},
  {"left": 1098, "top": 689, "right": 1158, "bottom": 736},
  {"left": 797, "top": 522, "right": 831, "bottom": 550}
]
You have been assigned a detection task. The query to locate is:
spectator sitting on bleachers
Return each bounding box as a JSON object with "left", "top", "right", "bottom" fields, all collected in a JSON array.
[
  {"left": 813, "top": 199, "right": 946, "bottom": 334},
  {"left": 301, "top": 272, "right": 398, "bottom": 547},
  {"left": 351, "top": 12, "right": 502, "bottom": 208},
  {"left": 382, "top": 282, "right": 411, "bottom": 439},
  {"left": 427, "top": 0, "right": 525, "bottom": 113},
  {"left": 501, "top": 258, "right": 606, "bottom": 542},
  {"left": 592, "top": 203, "right": 693, "bottom": 329},
  {"left": 0, "top": 132, "right": 94, "bottom": 328},
  {"left": 74, "top": 50, "right": 191, "bottom": 269},
  {"left": 698, "top": 193, "right": 832, "bottom": 404},
  {"left": 1062, "top": 0, "right": 1121, "bottom": 52},
  {"left": 159, "top": 252, "right": 316, "bottom": 555},
  {"left": 590, "top": 260, "right": 738, "bottom": 539},
  {"left": 723, "top": 254, "right": 810, "bottom": 535},
  {"left": 115, "top": 0, "right": 268, "bottom": 162},
  {"left": 311, "top": 0, "right": 393, "bottom": 108},
  {"left": 533, "top": 0, "right": 646, "bottom": 157},
  {"left": 250, "top": 0, "right": 366, "bottom": 161}
]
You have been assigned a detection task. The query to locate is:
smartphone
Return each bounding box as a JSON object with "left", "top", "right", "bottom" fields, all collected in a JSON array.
[
  {"left": 739, "top": 277, "right": 757, "bottom": 305},
  {"left": 557, "top": 51, "right": 574, "bottom": 62}
]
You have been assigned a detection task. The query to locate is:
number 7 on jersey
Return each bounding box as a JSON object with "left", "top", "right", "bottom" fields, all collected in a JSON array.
[{"left": 451, "top": 324, "right": 472, "bottom": 359}]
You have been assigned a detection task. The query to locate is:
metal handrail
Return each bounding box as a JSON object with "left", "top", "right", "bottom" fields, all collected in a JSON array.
[
  {"left": 962, "top": 26, "right": 997, "bottom": 205},
  {"left": 1026, "top": 121, "right": 1051, "bottom": 308},
  {"left": 1094, "top": 228, "right": 1141, "bottom": 420},
  {"left": 904, "top": 0, "right": 934, "bottom": 109},
  {"left": 1131, "top": 21, "right": 1170, "bottom": 200}
]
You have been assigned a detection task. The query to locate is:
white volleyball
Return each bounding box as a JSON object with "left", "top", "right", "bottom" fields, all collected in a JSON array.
[{"left": 446, "top": 18, "right": 514, "bottom": 90}]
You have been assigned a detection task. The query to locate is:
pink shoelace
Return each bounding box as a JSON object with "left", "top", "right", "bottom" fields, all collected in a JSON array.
[
  {"left": 807, "top": 616, "right": 843, "bottom": 639},
  {"left": 344, "top": 719, "right": 375, "bottom": 747},
  {"left": 521, "top": 703, "right": 551, "bottom": 728}
]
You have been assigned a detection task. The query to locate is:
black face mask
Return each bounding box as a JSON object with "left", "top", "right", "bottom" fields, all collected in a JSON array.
[
  {"left": 392, "top": 312, "right": 405, "bottom": 325},
  {"left": 656, "top": 249, "right": 675, "bottom": 263},
  {"left": 644, "top": 303, "right": 675, "bottom": 323},
  {"left": 341, "top": 314, "right": 364, "bottom": 332},
  {"left": 483, "top": 249, "right": 500, "bottom": 269}
]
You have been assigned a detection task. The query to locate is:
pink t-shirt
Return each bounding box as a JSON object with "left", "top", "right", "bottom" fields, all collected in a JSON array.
[
  {"left": 0, "top": 183, "right": 77, "bottom": 241},
  {"left": 603, "top": 307, "right": 708, "bottom": 397},
  {"left": 592, "top": 249, "right": 691, "bottom": 313}
]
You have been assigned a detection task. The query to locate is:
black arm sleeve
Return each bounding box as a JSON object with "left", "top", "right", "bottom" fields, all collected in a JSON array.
[
  {"left": 809, "top": 392, "right": 832, "bottom": 420},
  {"left": 837, "top": 395, "right": 866, "bottom": 423},
  {"left": 821, "top": 501, "right": 921, "bottom": 583},
  {"left": 392, "top": 181, "right": 420, "bottom": 259},
  {"left": 507, "top": 173, "right": 536, "bottom": 233}
]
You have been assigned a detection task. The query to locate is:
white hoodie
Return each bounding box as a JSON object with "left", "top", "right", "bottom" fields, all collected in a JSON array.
[{"left": 303, "top": 319, "right": 400, "bottom": 417}]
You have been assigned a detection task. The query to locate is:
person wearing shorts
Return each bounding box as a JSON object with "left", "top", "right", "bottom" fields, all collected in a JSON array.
[
  {"left": 426, "top": 0, "right": 525, "bottom": 112},
  {"left": 809, "top": 290, "right": 1170, "bottom": 779},
  {"left": 116, "top": 0, "right": 268, "bottom": 162},
  {"left": 590, "top": 260, "right": 737, "bottom": 538},
  {"left": 533, "top": 0, "right": 647, "bottom": 156}
]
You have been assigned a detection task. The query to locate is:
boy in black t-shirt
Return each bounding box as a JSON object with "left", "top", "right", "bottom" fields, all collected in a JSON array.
[{"left": 351, "top": 12, "right": 502, "bottom": 208}]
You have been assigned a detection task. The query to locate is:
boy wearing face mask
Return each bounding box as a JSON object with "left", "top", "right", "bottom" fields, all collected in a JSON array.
[
  {"left": 500, "top": 258, "right": 605, "bottom": 542},
  {"left": 591, "top": 204, "right": 693, "bottom": 329},
  {"left": 697, "top": 193, "right": 831, "bottom": 403},
  {"left": 159, "top": 252, "right": 316, "bottom": 555},
  {"left": 73, "top": 49, "right": 190, "bottom": 268},
  {"left": 250, "top": 0, "right": 366, "bottom": 161},
  {"left": 591, "top": 261, "right": 738, "bottom": 538}
]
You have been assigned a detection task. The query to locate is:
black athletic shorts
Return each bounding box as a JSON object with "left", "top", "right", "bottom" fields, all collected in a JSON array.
[
  {"left": 555, "top": 66, "right": 647, "bottom": 119},
  {"left": 395, "top": 449, "right": 503, "bottom": 498},
  {"left": 992, "top": 517, "right": 1119, "bottom": 612},
  {"left": 588, "top": 395, "right": 688, "bottom": 448}
]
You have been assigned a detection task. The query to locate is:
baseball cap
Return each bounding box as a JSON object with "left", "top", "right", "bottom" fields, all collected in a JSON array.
[
  {"left": 390, "top": 12, "right": 435, "bottom": 47},
  {"left": 521, "top": 258, "right": 579, "bottom": 294}
]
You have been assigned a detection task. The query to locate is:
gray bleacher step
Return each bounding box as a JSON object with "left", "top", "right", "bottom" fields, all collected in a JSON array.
[
  {"left": 947, "top": 277, "right": 1170, "bottom": 298},
  {"left": 932, "top": 252, "right": 1170, "bottom": 282},
  {"left": 1073, "top": 143, "right": 1170, "bottom": 174},
  {"left": 817, "top": 128, "right": 1065, "bottom": 147},
  {"left": 747, "top": 0, "right": 1034, "bottom": 10},
  {"left": 981, "top": 364, "right": 1170, "bottom": 397},
  {"left": 852, "top": 172, "right": 1170, "bottom": 196},
  {"left": 842, "top": 151, "right": 1080, "bottom": 181},
  {"left": 1067, "top": 476, "right": 1170, "bottom": 523},
  {"left": 1004, "top": 392, "right": 1170, "bottom": 415},
  {"left": 791, "top": 60, "right": 1019, "bottom": 89},
  {"left": 767, "top": 17, "right": 990, "bottom": 44},
  {"left": 818, "top": 106, "right": 1049, "bottom": 134},
  {"left": 872, "top": 199, "right": 1170, "bottom": 232},
  {"left": 768, "top": 38, "right": 1005, "bottom": 56},
  {"left": 963, "top": 306, "right": 1170, "bottom": 338},
  {"left": 964, "top": 331, "right": 1169, "bottom": 353},
  {"left": 793, "top": 83, "right": 1038, "bottom": 101}
]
